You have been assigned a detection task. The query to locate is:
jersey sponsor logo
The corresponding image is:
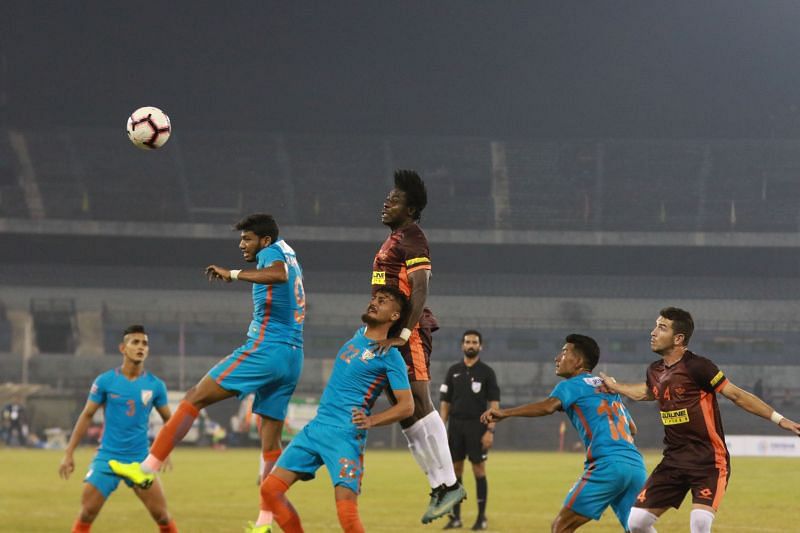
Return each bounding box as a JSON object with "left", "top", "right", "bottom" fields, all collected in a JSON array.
[
  {"left": 371, "top": 271, "right": 386, "bottom": 285},
  {"left": 141, "top": 390, "right": 153, "bottom": 406},
  {"left": 660, "top": 408, "right": 690, "bottom": 425},
  {"left": 109, "top": 393, "right": 120, "bottom": 399},
  {"left": 471, "top": 381, "right": 482, "bottom": 393},
  {"left": 583, "top": 376, "right": 603, "bottom": 387},
  {"left": 710, "top": 371, "right": 725, "bottom": 386},
  {"left": 405, "top": 257, "right": 430, "bottom": 267},
  {"left": 439, "top": 384, "right": 448, "bottom": 393}
]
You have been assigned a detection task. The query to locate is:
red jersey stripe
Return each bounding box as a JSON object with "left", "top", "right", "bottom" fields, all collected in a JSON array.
[
  {"left": 572, "top": 405, "right": 594, "bottom": 462},
  {"left": 699, "top": 391, "right": 729, "bottom": 472}
]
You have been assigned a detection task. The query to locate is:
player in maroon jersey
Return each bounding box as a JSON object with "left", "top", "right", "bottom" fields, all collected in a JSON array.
[
  {"left": 371, "top": 170, "right": 465, "bottom": 524},
  {"left": 600, "top": 307, "right": 800, "bottom": 533}
]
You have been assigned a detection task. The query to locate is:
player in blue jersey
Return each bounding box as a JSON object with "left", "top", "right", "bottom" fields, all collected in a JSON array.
[
  {"left": 111, "top": 213, "right": 305, "bottom": 531},
  {"left": 255, "top": 286, "right": 414, "bottom": 533},
  {"left": 59, "top": 325, "right": 177, "bottom": 533},
  {"left": 481, "top": 334, "right": 647, "bottom": 532}
]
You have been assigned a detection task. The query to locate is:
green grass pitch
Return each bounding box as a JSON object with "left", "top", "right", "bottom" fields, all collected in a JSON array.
[{"left": 2, "top": 448, "right": 797, "bottom": 532}]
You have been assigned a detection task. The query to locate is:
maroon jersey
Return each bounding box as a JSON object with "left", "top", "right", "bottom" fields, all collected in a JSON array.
[
  {"left": 372, "top": 223, "right": 438, "bottom": 331},
  {"left": 646, "top": 350, "right": 730, "bottom": 470}
]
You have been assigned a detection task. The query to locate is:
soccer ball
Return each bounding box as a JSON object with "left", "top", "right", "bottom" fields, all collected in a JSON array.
[{"left": 126, "top": 106, "right": 171, "bottom": 149}]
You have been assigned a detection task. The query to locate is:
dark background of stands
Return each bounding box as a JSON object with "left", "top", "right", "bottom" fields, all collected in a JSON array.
[{"left": 3, "top": 2, "right": 800, "bottom": 448}]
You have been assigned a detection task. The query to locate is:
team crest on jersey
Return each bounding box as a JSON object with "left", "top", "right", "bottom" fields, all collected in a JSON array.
[
  {"left": 360, "top": 349, "right": 375, "bottom": 362},
  {"left": 471, "top": 381, "right": 482, "bottom": 393},
  {"left": 141, "top": 390, "right": 153, "bottom": 406}
]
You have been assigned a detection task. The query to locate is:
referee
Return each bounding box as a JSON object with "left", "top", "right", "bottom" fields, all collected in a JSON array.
[{"left": 439, "top": 330, "right": 500, "bottom": 531}]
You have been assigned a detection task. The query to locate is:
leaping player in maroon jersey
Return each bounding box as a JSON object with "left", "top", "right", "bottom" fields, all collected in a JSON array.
[
  {"left": 600, "top": 307, "right": 800, "bottom": 533},
  {"left": 371, "top": 170, "right": 466, "bottom": 524}
]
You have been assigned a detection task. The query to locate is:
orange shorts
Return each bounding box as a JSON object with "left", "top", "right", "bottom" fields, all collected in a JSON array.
[{"left": 398, "top": 327, "right": 433, "bottom": 381}]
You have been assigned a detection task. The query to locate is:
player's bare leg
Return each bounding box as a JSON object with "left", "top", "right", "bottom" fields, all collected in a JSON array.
[
  {"left": 551, "top": 507, "right": 591, "bottom": 533},
  {"left": 259, "top": 467, "right": 302, "bottom": 533},
  {"left": 389, "top": 381, "right": 465, "bottom": 523},
  {"left": 133, "top": 479, "right": 177, "bottom": 532},
  {"left": 71, "top": 484, "right": 105, "bottom": 532},
  {"left": 334, "top": 485, "right": 364, "bottom": 533},
  {"left": 252, "top": 415, "right": 285, "bottom": 531},
  {"left": 110, "top": 376, "right": 236, "bottom": 486}
]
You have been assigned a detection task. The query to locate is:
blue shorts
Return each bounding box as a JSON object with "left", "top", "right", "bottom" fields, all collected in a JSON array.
[
  {"left": 208, "top": 340, "right": 303, "bottom": 421},
  {"left": 276, "top": 420, "right": 367, "bottom": 494},
  {"left": 84, "top": 453, "right": 145, "bottom": 499},
  {"left": 564, "top": 459, "right": 647, "bottom": 528}
]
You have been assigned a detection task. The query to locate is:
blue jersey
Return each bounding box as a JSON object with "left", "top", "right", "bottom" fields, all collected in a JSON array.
[
  {"left": 314, "top": 328, "right": 410, "bottom": 428},
  {"left": 247, "top": 239, "right": 305, "bottom": 348},
  {"left": 88, "top": 368, "right": 168, "bottom": 459},
  {"left": 549, "top": 373, "right": 643, "bottom": 467}
]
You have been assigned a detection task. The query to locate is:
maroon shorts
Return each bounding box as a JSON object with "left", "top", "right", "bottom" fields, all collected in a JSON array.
[
  {"left": 634, "top": 460, "right": 730, "bottom": 511},
  {"left": 398, "top": 327, "right": 433, "bottom": 381}
]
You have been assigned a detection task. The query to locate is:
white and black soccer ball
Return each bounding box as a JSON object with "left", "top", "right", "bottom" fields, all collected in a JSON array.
[{"left": 126, "top": 106, "right": 171, "bottom": 149}]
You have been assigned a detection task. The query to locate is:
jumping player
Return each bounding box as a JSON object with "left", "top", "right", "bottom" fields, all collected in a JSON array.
[
  {"left": 110, "top": 213, "right": 305, "bottom": 532},
  {"left": 59, "top": 325, "right": 177, "bottom": 533},
  {"left": 257, "top": 286, "right": 414, "bottom": 533},
  {"left": 482, "top": 334, "right": 647, "bottom": 532},
  {"left": 600, "top": 307, "right": 800, "bottom": 533},
  {"left": 371, "top": 170, "right": 466, "bottom": 523}
]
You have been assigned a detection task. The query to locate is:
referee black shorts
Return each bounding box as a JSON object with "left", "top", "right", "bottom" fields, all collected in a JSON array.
[{"left": 447, "top": 418, "right": 489, "bottom": 464}]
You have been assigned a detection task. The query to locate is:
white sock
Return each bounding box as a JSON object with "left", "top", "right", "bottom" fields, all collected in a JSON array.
[
  {"left": 628, "top": 508, "right": 658, "bottom": 533},
  {"left": 690, "top": 509, "right": 714, "bottom": 533},
  {"left": 418, "top": 411, "right": 457, "bottom": 487},
  {"left": 402, "top": 418, "right": 438, "bottom": 488}
]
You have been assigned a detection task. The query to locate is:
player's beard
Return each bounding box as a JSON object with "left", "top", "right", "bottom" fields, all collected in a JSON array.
[
  {"left": 361, "top": 313, "right": 379, "bottom": 328},
  {"left": 463, "top": 348, "right": 479, "bottom": 359}
]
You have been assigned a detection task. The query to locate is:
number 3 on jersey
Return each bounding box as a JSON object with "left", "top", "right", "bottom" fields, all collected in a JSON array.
[{"left": 294, "top": 277, "right": 306, "bottom": 324}]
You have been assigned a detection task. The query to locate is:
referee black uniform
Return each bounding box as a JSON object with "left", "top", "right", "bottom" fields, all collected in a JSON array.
[
  {"left": 440, "top": 359, "right": 500, "bottom": 464},
  {"left": 439, "top": 330, "right": 500, "bottom": 530}
]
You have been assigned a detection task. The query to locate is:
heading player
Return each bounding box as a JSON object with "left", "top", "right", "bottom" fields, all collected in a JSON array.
[
  {"left": 371, "top": 170, "right": 465, "bottom": 523},
  {"left": 110, "top": 213, "right": 305, "bottom": 531},
  {"left": 59, "top": 325, "right": 176, "bottom": 533},
  {"left": 256, "top": 287, "right": 414, "bottom": 533},
  {"left": 600, "top": 307, "right": 800, "bottom": 533},
  {"left": 482, "top": 334, "right": 647, "bottom": 532}
]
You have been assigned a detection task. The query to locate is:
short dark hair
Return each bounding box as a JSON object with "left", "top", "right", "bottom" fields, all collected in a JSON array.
[
  {"left": 235, "top": 213, "right": 279, "bottom": 242},
  {"left": 565, "top": 333, "right": 600, "bottom": 371},
  {"left": 394, "top": 170, "right": 427, "bottom": 221},
  {"left": 659, "top": 307, "right": 694, "bottom": 345},
  {"left": 122, "top": 324, "right": 146, "bottom": 339},
  {"left": 374, "top": 286, "right": 411, "bottom": 338},
  {"left": 462, "top": 329, "right": 482, "bottom": 344}
]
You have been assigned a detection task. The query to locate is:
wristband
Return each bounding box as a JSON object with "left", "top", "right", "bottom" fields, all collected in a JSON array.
[
  {"left": 770, "top": 411, "right": 784, "bottom": 425},
  {"left": 399, "top": 328, "right": 412, "bottom": 342},
  {"left": 230, "top": 269, "right": 241, "bottom": 281}
]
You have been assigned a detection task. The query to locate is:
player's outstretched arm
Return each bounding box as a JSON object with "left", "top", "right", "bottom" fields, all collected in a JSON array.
[
  {"left": 352, "top": 389, "right": 414, "bottom": 429},
  {"left": 206, "top": 261, "right": 289, "bottom": 285},
  {"left": 720, "top": 381, "right": 800, "bottom": 436},
  {"left": 481, "top": 397, "right": 562, "bottom": 424},
  {"left": 598, "top": 372, "right": 654, "bottom": 401},
  {"left": 59, "top": 400, "right": 101, "bottom": 480}
]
